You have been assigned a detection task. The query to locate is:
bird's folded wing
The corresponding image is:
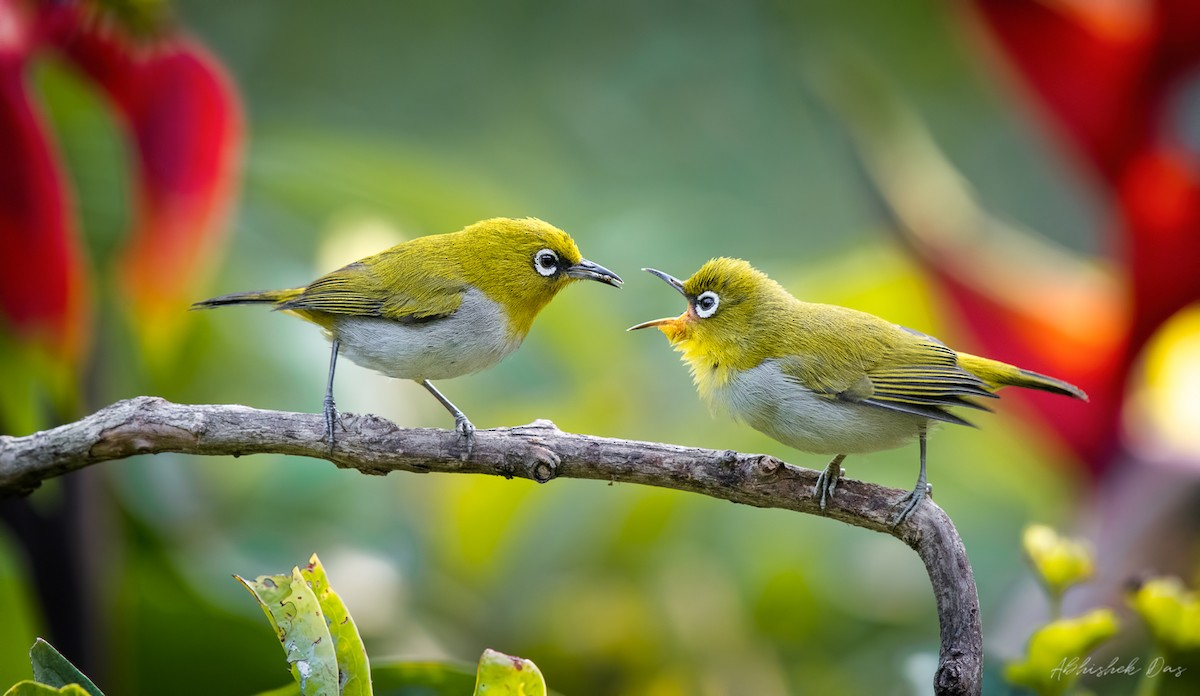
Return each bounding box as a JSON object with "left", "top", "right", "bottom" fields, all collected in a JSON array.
[
  {"left": 778, "top": 345, "right": 999, "bottom": 428},
  {"left": 277, "top": 261, "right": 466, "bottom": 322},
  {"left": 861, "top": 364, "right": 998, "bottom": 426}
]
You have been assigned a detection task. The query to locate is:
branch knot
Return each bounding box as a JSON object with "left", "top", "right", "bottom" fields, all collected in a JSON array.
[{"left": 751, "top": 454, "right": 781, "bottom": 476}]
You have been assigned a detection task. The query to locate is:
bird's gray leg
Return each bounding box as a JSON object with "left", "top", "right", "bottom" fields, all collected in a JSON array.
[
  {"left": 814, "top": 454, "right": 847, "bottom": 511},
  {"left": 323, "top": 338, "right": 340, "bottom": 453},
  {"left": 419, "top": 379, "right": 475, "bottom": 460},
  {"left": 892, "top": 427, "right": 931, "bottom": 526}
]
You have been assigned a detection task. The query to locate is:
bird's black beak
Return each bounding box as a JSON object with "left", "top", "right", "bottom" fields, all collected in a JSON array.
[
  {"left": 566, "top": 258, "right": 623, "bottom": 287},
  {"left": 642, "top": 268, "right": 686, "bottom": 296}
]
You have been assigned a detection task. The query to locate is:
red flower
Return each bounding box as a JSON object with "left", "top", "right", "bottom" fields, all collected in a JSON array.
[
  {"left": 921, "top": 0, "right": 1200, "bottom": 475},
  {"left": 49, "top": 9, "right": 243, "bottom": 356},
  {"left": 48, "top": 6, "right": 243, "bottom": 360},
  {"left": 0, "top": 0, "right": 242, "bottom": 420},
  {"left": 0, "top": 0, "right": 89, "bottom": 374}
]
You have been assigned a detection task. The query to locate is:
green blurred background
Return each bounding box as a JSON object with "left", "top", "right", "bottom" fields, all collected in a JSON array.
[{"left": 2, "top": 0, "right": 1164, "bottom": 694}]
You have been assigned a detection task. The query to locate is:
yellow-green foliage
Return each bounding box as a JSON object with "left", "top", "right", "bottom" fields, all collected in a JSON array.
[
  {"left": 472, "top": 649, "right": 546, "bottom": 696},
  {"left": 1005, "top": 609, "right": 1120, "bottom": 696},
  {"left": 1022, "top": 524, "right": 1094, "bottom": 600},
  {"left": 237, "top": 565, "right": 342, "bottom": 696},
  {"left": 3, "top": 683, "right": 94, "bottom": 696},
  {"left": 1129, "top": 577, "right": 1200, "bottom": 652}
]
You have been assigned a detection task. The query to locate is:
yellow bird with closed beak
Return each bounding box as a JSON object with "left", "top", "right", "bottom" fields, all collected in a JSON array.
[{"left": 194, "top": 217, "right": 622, "bottom": 456}]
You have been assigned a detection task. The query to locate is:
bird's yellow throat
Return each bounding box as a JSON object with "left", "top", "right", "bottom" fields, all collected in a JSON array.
[{"left": 647, "top": 315, "right": 737, "bottom": 400}]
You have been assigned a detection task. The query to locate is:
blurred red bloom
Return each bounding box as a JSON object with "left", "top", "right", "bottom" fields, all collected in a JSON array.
[
  {"left": 974, "top": 0, "right": 1200, "bottom": 345},
  {"left": 0, "top": 0, "right": 89, "bottom": 372},
  {"left": 916, "top": 0, "right": 1200, "bottom": 475},
  {"left": 0, "top": 0, "right": 242, "bottom": 419},
  {"left": 48, "top": 5, "right": 243, "bottom": 357}
]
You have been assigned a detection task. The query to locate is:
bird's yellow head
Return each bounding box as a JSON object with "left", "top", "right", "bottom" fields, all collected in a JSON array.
[
  {"left": 457, "top": 218, "right": 622, "bottom": 334},
  {"left": 629, "top": 258, "right": 790, "bottom": 389}
]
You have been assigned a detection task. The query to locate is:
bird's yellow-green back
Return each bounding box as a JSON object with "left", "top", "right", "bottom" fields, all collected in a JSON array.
[
  {"left": 654, "top": 257, "right": 1085, "bottom": 409},
  {"left": 298, "top": 217, "right": 584, "bottom": 335},
  {"left": 662, "top": 258, "right": 951, "bottom": 399},
  {"left": 193, "top": 218, "right": 587, "bottom": 339}
]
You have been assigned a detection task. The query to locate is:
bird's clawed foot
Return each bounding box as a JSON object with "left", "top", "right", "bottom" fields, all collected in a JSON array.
[
  {"left": 891, "top": 428, "right": 932, "bottom": 527},
  {"left": 323, "top": 395, "right": 339, "bottom": 454},
  {"left": 419, "top": 379, "right": 475, "bottom": 461},
  {"left": 891, "top": 481, "right": 932, "bottom": 527},
  {"left": 454, "top": 414, "right": 476, "bottom": 461},
  {"left": 814, "top": 454, "right": 846, "bottom": 512}
]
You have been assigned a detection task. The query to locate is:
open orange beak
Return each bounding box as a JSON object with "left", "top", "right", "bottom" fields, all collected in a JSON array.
[
  {"left": 627, "top": 268, "right": 690, "bottom": 338},
  {"left": 627, "top": 315, "right": 684, "bottom": 332}
]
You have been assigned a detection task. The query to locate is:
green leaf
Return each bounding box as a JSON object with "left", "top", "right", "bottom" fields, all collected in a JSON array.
[
  {"left": 298, "top": 554, "right": 372, "bottom": 695},
  {"left": 253, "top": 661, "right": 476, "bottom": 696},
  {"left": 473, "top": 649, "right": 546, "bottom": 696},
  {"left": 28, "top": 640, "right": 103, "bottom": 696},
  {"left": 3, "top": 681, "right": 94, "bottom": 696},
  {"left": 236, "top": 568, "right": 339, "bottom": 696}
]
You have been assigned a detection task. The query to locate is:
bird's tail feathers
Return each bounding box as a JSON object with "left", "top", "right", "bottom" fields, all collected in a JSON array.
[
  {"left": 957, "top": 353, "right": 1088, "bottom": 401},
  {"left": 190, "top": 288, "right": 303, "bottom": 310}
]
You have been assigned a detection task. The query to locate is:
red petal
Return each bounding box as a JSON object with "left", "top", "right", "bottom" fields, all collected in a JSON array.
[
  {"left": 923, "top": 263, "right": 1125, "bottom": 472},
  {"left": 116, "top": 41, "right": 243, "bottom": 354},
  {"left": 1118, "top": 149, "right": 1200, "bottom": 350},
  {"left": 964, "top": 0, "right": 1200, "bottom": 474},
  {"left": 0, "top": 2, "right": 89, "bottom": 367},
  {"left": 51, "top": 10, "right": 243, "bottom": 355},
  {"left": 1159, "top": 0, "right": 1200, "bottom": 69},
  {"left": 972, "top": 0, "right": 1156, "bottom": 183}
]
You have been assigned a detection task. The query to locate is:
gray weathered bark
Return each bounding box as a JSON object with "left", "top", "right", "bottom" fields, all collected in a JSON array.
[{"left": 0, "top": 396, "right": 983, "bottom": 695}]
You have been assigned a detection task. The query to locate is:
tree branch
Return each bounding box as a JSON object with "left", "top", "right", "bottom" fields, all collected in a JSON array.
[{"left": 0, "top": 396, "right": 983, "bottom": 695}]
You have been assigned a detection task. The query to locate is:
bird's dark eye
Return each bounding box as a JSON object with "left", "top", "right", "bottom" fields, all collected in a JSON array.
[
  {"left": 695, "top": 290, "right": 720, "bottom": 318},
  {"left": 534, "top": 248, "right": 558, "bottom": 277}
]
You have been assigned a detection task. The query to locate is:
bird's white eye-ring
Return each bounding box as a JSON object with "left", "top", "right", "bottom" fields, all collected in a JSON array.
[
  {"left": 695, "top": 290, "right": 719, "bottom": 318},
  {"left": 534, "top": 248, "right": 558, "bottom": 276}
]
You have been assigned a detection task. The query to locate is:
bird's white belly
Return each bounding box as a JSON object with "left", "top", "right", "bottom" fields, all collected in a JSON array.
[
  {"left": 330, "top": 288, "right": 520, "bottom": 381},
  {"left": 710, "top": 359, "right": 926, "bottom": 454}
]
